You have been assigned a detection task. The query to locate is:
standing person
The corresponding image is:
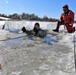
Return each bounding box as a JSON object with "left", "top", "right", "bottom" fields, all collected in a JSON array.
[
  {"left": 21, "top": 23, "right": 47, "bottom": 38},
  {"left": 53, "top": 4, "right": 75, "bottom": 33}
]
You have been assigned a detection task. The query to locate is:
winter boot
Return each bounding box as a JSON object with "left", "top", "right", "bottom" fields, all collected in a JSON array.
[
  {"left": 53, "top": 26, "right": 59, "bottom": 32},
  {"left": 22, "top": 27, "right": 26, "bottom": 33},
  {"left": 73, "top": 27, "right": 75, "bottom": 33}
]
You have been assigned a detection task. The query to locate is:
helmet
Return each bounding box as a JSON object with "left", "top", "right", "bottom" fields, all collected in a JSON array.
[
  {"left": 63, "top": 4, "right": 69, "bottom": 9},
  {"left": 63, "top": 4, "right": 69, "bottom": 12}
]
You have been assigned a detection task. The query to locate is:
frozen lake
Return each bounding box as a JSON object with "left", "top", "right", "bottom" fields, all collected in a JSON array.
[{"left": 0, "top": 21, "right": 76, "bottom": 75}]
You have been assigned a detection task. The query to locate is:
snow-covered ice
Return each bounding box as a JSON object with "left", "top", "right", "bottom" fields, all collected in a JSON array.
[{"left": 0, "top": 21, "right": 76, "bottom": 75}]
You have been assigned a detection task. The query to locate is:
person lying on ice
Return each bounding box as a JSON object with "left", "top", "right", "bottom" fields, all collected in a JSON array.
[
  {"left": 21, "top": 23, "right": 47, "bottom": 38},
  {"left": 53, "top": 4, "right": 75, "bottom": 33}
]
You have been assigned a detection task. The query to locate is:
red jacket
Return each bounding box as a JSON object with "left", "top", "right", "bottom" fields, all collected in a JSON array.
[{"left": 60, "top": 10, "right": 74, "bottom": 26}]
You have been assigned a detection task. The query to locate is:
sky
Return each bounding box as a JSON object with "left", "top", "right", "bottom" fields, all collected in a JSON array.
[{"left": 0, "top": 0, "right": 76, "bottom": 20}]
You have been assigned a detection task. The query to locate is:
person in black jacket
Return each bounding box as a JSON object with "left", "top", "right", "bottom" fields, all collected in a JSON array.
[{"left": 21, "top": 23, "right": 47, "bottom": 38}]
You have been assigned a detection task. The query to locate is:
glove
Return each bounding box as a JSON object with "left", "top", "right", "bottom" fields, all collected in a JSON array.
[{"left": 69, "top": 24, "right": 72, "bottom": 27}]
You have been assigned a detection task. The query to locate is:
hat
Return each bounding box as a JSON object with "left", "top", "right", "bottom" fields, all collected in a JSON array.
[{"left": 63, "top": 4, "right": 68, "bottom": 9}]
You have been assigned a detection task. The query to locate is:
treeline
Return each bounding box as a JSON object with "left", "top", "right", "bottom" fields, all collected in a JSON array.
[
  {"left": 0, "top": 13, "right": 59, "bottom": 22},
  {"left": 0, "top": 13, "right": 76, "bottom": 22}
]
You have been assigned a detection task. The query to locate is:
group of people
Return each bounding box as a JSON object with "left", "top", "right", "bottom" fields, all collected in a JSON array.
[{"left": 22, "top": 4, "right": 75, "bottom": 38}]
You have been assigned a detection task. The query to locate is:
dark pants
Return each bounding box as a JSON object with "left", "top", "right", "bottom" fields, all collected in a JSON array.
[{"left": 57, "top": 20, "right": 74, "bottom": 33}]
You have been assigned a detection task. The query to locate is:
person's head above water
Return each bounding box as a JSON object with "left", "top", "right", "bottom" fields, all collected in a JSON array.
[{"left": 34, "top": 23, "right": 40, "bottom": 29}]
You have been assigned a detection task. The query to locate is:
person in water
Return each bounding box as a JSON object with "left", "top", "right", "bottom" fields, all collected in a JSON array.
[{"left": 22, "top": 22, "right": 47, "bottom": 38}]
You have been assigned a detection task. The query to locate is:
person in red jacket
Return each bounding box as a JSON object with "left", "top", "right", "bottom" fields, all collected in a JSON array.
[{"left": 53, "top": 4, "right": 75, "bottom": 33}]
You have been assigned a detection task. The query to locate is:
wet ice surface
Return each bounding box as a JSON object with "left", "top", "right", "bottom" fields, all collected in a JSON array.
[
  {"left": 0, "top": 31, "right": 76, "bottom": 75},
  {"left": 0, "top": 21, "right": 76, "bottom": 75}
]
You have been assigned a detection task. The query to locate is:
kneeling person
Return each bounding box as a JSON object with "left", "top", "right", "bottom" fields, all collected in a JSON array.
[{"left": 53, "top": 4, "right": 75, "bottom": 33}]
